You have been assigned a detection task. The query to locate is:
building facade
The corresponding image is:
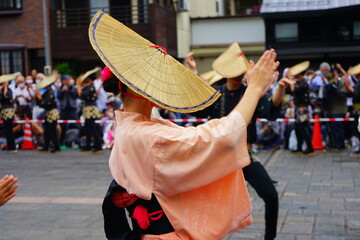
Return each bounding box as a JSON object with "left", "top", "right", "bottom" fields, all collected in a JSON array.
[
  {"left": 0, "top": 0, "right": 177, "bottom": 75},
  {"left": 187, "top": 0, "right": 265, "bottom": 74},
  {"left": 261, "top": 0, "right": 360, "bottom": 69}
]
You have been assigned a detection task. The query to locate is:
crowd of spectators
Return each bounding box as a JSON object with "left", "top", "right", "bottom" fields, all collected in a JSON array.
[
  {"left": 0, "top": 69, "right": 122, "bottom": 151},
  {"left": 1, "top": 61, "right": 360, "bottom": 155}
]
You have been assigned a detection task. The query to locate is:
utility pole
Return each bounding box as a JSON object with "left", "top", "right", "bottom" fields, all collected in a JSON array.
[{"left": 42, "top": 0, "right": 52, "bottom": 75}]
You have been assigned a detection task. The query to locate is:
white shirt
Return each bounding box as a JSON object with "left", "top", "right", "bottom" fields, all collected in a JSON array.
[
  {"left": 14, "top": 87, "right": 31, "bottom": 106},
  {"left": 93, "top": 78, "right": 108, "bottom": 112},
  {"left": 347, "top": 75, "right": 358, "bottom": 107}
]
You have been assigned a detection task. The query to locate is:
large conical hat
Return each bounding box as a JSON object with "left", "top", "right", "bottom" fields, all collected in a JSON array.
[
  {"left": 212, "top": 42, "right": 250, "bottom": 78},
  {"left": 0, "top": 74, "right": 16, "bottom": 84},
  {"left": 80, "top": 67, "right": 101, "bottom": 82},
  {"left": 35, "top": 75, "right": 58, "bottom": 89},
  {"left": 348, "top": 64, "right": 360, "bottom": 76},
  {"left": 200, "top": 70, "right": 224, "bottom": 86},
  {"left": 289, "top": 61, "right": 310, "bottom": 76},
  {"left": 88, "top": 11, "right": 220, "bottom": 113}
]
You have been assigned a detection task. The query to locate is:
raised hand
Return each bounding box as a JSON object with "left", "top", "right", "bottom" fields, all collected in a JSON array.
[
  {"left": 185, "top": 52, "right": 197, "bottom": 73},
  {"left": 0, "top": 175, "right": 18, "bottom": 206},
  {"left": 246, "top": 49, "right": 280, "bottom": 93}
]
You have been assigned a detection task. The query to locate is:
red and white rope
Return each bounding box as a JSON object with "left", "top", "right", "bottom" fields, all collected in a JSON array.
[{"left": 0, "top": 118, "right": 356, "bottom": 124}]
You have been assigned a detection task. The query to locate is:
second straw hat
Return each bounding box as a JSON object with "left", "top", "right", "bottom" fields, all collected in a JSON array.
[
  {"left": 289, "top": 61, "right": 310, "bottom": 76},
  {"left": 212, "top": 42, "right": 250, "bottom": 78},
  {"left": 348, "top": 64, "right": 360, "bottom": 76},
  {"left": 88, "top": 11, "right": 220, "bottom": 113},
  {"left": 0, "top": 74, "right": 16, "bottom": 84},
  {"left": 80, "top": 67, "right": 101, "bottom": 82},
  {"left": 35, "top": 75, "right": 58, "bottom": 89}
]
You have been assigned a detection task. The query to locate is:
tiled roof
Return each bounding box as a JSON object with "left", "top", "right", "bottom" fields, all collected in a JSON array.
[{"left": 260, "top": 0, "right": 360, "bottom": 13}]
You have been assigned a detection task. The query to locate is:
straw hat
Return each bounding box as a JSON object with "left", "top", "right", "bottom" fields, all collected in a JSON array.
[
  {"left": 348, "top": 64, "right": 360, "bottom": 76},
  {"left": 0, "top": 74, "right": 16, "bottom": 84},
  {"left": 212, "top": 42, "right": 250, "bottom": 78},
  {"left": 289, "top": 61, "right": 310, "bottom": 76},
  {"left": 80, "top": 67, "right": 101, "bottom": 82},
  {"left": 88, "top": 11, "right": 220, "bottom": 113},
  {"left": 35, "top": 75, "right": 58, "bottom": 89},
  {"left": 200, "top": 70, "right": 224, "bottom": 86}
]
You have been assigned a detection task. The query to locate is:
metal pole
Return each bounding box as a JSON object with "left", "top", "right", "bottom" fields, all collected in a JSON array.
[{"left": 42, "top": 0, "right": 52, "bottom": 74}]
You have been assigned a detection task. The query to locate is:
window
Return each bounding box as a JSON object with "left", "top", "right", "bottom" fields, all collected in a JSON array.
[
  {"left": 0, "top": 50, "right": 24, "bottom": 75},
  {"left": 275, "top": 22, "right": 298, "bottom": 42},
  {"left": 354, "top": 21, "right": 360, "bottom": 40},
  {"left": 0, "top": 0, "right": 22, "bottom": 10}
]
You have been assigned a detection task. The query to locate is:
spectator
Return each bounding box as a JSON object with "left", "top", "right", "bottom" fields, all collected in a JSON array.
[
  {"left": 93, "top": 73, "right": 109, "bottom": 112},
  {"left": 322, "top": 65, "right": 349, "bottom": 149},
  {"left": 30, "top": 69, "right": 38, "bottom": 82},
  {"left": 309, "top": 62, "right": 333, "bottom": 94},
  {"left": 57, "top": 74, "right": 78, "bottom": 145},
  {"left": 14, "top": 75, "right": 32, "bottom": 118},
  {"left": 0, "top": 175, "right": 17, "bottom": 207},
  {"left": 284, "top": 99, "right": 295, "bottom": 149}
]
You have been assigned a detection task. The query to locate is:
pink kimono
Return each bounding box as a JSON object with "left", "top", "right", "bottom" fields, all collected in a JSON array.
[{"left": 109, "top": 110, "right": 253, "bottom": 240}]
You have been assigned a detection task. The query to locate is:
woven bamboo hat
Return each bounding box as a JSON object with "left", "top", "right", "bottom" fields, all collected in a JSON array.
[
  {"left": 35, "top": 75, "right": 58, "bottom": 89},
  {"left": 200, "top": 70, "right": 224, "bottom": 86},
  {"left": 289, "top": 61, "right": 310, "bottom": 76},
  {"left": 348, "top": 64, "right": 360, "bottom": 76},
  {"left": 212, "top": 42, "right": 250, "bottom": 78},
  {"left": 0, "top": 74, "right": 16, "bottom": 84},
  {"left": 80, "top": 67, "right": 101, "bottom": 82},
  {"left": 88, "top": 11, "right": 220, "bottom": 113}
]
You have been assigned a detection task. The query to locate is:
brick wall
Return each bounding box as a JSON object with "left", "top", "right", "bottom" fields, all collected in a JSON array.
[{"left": 0, "top": 0, "right": 50, "bottom": 48}]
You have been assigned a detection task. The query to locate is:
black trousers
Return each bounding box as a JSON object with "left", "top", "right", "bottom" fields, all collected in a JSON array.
[
  {"left": 43, "top": 121, "right": 59, "bottom": 150},
  {"left": 294, "top": 121, "right": 313, "bottom": 152},
  {"left": 4, "top": 119, "right": 15, "bottom": 150},
  {"left": 243, "top": 159, "right": 278, "bottom": 240},
  {"left": 84, "top": 118, "right": 102, "bottom": 149},
  {"left": 59, "top": 110, "right": 78, "bottom": 145}
]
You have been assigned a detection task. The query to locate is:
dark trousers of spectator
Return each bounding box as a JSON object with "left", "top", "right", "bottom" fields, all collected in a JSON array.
[
  {"left": 4, "top": 119, "right": 16, "bottom": 150},
  {"left": 43, "top": 121, "right": 60, "bottom": 151},
  {"left": 59, "top": 110, "right": 78, "bottom": 145},
  {"left": 243, "top": 158, "right": 278, "bottom": 240},
  {"left": 84, "top": 119, "right": 102, "bottom": 150},
  {"left": 295, "top": 121, "right": 313, "bottom": 152},
  {"left": 327, "top": 113, "right": 345, "bottom": 149}
]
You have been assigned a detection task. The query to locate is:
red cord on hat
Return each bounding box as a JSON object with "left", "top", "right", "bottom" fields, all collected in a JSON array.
[
  {"left": 237, "top": 52, "right": 244, "bottom": 56},
  {"left": 149, "top": 45, "right": 167, "bottom": 57}
]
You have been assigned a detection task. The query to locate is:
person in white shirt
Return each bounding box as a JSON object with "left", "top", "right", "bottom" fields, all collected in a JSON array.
[
  {"left": 93, "top": 76, "right": 108, "bottom": 112},
  {"left": 14, "top": 75, "right": 32, "bottom": 118}
]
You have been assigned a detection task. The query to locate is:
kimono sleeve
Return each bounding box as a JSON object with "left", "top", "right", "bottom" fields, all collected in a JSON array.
[{"left": 152, "top": 111, "right": 250, "bottom": 197}]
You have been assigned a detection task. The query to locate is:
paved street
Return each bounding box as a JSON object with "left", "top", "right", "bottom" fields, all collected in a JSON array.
[{"left": 1, "top": 149, "right": 360, "bottom": 240}]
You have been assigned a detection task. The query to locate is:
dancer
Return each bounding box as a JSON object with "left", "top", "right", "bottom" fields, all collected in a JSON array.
[
  {"left": 288, "top": 61, "right": 315, "bottom": 155},
  {"left": 89, "top": 11, "right": 279, "bottom": 239},
  {"left": 76, "top": 68, "right": 103, "bottom": 153},
  {"left": 35, "top": 75, "right": 61, "bottom": 153},
  {"left": 187, "top": 43, "right": 294, "bottom": 240},
  {"left": 0, "top": 74, "right": 17, "bottom": 153}
]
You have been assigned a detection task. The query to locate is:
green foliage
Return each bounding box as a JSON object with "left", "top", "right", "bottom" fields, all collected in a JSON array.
[{"left": 54, "top": 62, "right": 75, "bottom": 76}]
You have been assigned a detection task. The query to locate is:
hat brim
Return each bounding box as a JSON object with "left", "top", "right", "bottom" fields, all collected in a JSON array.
[
  {"left": 35, "top": 75, "right": 58, "bottom": 89},
  {"left": 80, "top": 68, "right": 101, "bottom": 82},
  {"left": 88, "top": 11, "right": 220, "bottom": 113},
  {"left": 213, "top": 42, "right": 249, "bottom": 78},
  {"left": 348, "top": 64, "right": 360, "bottom": 76},
  {"left": 200, "top": 70, "right": 224, "bottom": 86},
  {"left": 0, "top": 74, "right": 16, "bottom": 84},
  {"left": 289, "top": 61, "right": 310, "bottom": 76}
]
